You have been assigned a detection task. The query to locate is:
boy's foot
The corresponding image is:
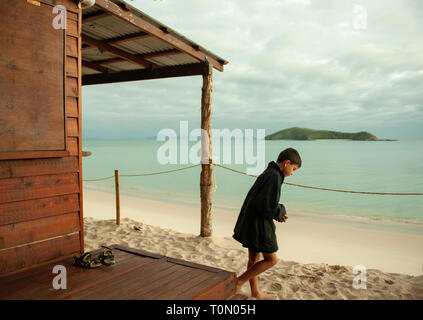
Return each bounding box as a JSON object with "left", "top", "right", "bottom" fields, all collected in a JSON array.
[
  {"left": 235, "top": 279, "right": 245, "bottom": 295},
  {"left": 252, "top": 291, "right": 278, "bottom": 300}
]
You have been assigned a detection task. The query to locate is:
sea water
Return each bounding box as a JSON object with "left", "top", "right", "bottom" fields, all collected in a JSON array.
[{"left": 82, "top": 138, "right": 423, "bottom": 235}]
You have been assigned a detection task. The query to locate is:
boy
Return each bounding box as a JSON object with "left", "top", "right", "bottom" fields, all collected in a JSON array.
[{"left": 233, "top": 148, "right": 302, "bottom": 299}]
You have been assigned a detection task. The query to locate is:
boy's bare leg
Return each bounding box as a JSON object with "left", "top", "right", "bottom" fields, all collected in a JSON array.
[
  {"left": 235, "top": 251, "right": 278, "bottom": 299},
  {"left": 247, "top": 251, "right": 260, "bottom": 297}
]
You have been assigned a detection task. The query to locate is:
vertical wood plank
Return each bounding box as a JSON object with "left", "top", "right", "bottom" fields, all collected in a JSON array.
[{"left": 77, "top": 6, "right": 84, "bottom": 253}]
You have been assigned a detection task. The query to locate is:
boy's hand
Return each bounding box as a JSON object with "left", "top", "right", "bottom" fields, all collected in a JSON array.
[{"left": 278, "top": 215, "right": 288, "bottom": 223}]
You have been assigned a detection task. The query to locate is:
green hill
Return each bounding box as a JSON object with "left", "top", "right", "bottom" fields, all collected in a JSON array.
[{"left": 265, "top": 127, "right": 378, "bottom": 141}]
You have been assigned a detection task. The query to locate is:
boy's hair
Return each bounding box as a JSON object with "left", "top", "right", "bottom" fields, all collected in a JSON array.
[{"left": 277, "top": 148, "right": 302, "bottom": 168}]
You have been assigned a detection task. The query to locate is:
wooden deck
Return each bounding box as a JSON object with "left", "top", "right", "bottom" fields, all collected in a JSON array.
[{"left": 0, "top": 244, "right": 246, "bottom": 300}]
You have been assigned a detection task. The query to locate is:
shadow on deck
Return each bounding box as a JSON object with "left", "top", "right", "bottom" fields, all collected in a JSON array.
[{"left": 0, "top": 244, "right": 247, "bottom": 300}]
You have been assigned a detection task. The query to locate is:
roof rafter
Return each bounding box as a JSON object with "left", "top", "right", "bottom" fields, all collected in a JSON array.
[
  {"left": 81, "top": 34, "right": 156, "bottom": 69},
  {"left": 94, "top": 0, "right": 225, "bottom": 72},
  {"left": 82, "top": 60, "right": 118, "bottom": 74}
]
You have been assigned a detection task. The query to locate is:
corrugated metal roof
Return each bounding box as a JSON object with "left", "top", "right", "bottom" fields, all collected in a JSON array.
[
  {"left": 81, "top": 0, "right": 227, "bottom": 79},
  {"left": 109, "top": 0, "right": 227, "bottom": 64},
  {"left": 113, "top": 37, "right": 175, "bottom": 55},
  {"left": 105, "top": 60, "right": 144, "bottom": 71},
  {"left": 149, "top": 53, "right": 199, "bottom": 67},
  {"left": 84, "top": 15, "right": 141, "bottom": 40}
]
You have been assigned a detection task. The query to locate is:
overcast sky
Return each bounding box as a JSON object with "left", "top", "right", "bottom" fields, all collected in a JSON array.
[{"left": 82, "top": 0, "right": 423, "bottom": 140}]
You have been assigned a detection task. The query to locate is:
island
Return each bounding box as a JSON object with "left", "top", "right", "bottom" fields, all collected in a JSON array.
[{"left": 265, "top": 127, "right": 389, "bottom": 141}]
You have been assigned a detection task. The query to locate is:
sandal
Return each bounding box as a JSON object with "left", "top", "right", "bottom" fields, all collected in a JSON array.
[
  {"left": 73, "top": 252, "right": 102, "bottom": 269},
  {"left": 97, "top": 248, "right": 115, "bottom": 266}
]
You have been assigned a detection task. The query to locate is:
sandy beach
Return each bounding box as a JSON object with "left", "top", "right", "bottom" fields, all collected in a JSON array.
[{"left": 83, "top": 188, "right": 423, "bottom": 300}]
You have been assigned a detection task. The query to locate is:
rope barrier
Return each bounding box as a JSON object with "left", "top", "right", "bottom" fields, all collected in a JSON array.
[
  {"left": 83, "top": 175, "right": 115, "bottom": 182},
  {"left": 120, "top": 164, "right": 201, "bottom": 177},
  {"left": 277, "top": 182, "right": 423, "bottom": 196},
  {"left": 83, "top": 164, "right": 201, "bottom": 182},
  {"left": 83, "top": 162, "right": 423, "bottom": 196},
  {"left": 215, "top": 163, "right": 423, "bottom": 196}
]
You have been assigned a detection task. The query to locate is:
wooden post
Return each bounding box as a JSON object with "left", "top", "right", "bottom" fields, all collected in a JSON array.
[
  {"left": 200, "top": 60, "right": 213, "bottom": 237},
  {"left": 115, "top": 169, "right": 120, "bottom": 225}
]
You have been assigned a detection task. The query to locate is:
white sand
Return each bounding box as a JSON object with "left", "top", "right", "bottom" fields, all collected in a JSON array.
[{"left": 83, "top": 188, "right": 423, "bottom": 300}]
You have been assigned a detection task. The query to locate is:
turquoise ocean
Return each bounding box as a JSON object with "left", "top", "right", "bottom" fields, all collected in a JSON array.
[{"left": 82, "top": 138, "right": 423, "bottom": 235}]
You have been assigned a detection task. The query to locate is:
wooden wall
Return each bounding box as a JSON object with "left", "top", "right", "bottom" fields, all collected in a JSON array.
[{"left": 0, "top": 0, "right": 83, "bottom": 275}]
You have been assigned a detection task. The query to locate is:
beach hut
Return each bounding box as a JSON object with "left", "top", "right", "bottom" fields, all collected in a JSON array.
[{"left": 0, "top": 0, "right": 228, "bottom": 289}]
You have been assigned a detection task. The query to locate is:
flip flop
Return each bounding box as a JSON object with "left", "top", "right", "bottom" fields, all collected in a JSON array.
[
  {"left": 97, "top": 248, "right": 115, "bottom": 266},
  {"left": 73, "top": 252, "right": 102, "bottom": 269}
]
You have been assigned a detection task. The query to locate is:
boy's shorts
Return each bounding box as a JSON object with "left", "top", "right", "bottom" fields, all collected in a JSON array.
[{"left": 242, "top": 244, "right": 276, "bottom": 254}]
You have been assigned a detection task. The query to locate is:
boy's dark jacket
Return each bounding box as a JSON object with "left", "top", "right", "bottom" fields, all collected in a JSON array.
[{"left": 233, "top": 161, "right": 286, "bottom": 253}]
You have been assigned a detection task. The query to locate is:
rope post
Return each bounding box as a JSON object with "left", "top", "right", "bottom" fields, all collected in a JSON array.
[
  {"left": 115, "top": 169, "right": 120, "bottom": 225},
  {"left": 200, "top": 60, "right": 213, "bottom": 237}
]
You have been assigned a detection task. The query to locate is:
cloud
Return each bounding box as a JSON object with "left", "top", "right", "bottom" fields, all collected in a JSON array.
[{"left": 83, "top": 0, "right": 423, "bottom": 140}]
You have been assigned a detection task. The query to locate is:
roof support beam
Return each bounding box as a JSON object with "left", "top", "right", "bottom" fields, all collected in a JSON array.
[
  {"left": 200, "top": 60, "right": 213, "bottom": 237},
  {"left": 94, "top": 0, "right": 225, "bottom": 72},
  {"left": 81, "top": 34, "right": 155, "bottom": 68},
  {"left": 82, "top": 60, "right": 117, "bottom": 74},
  {"left": 87, "top": 49, "right": 181, "bottom": 67},
  {"left": 88, "top": 58, "right": 123, "bottom": 66},
  {"left": 82, "top": 63, "right": 206, "bottom": 85}
]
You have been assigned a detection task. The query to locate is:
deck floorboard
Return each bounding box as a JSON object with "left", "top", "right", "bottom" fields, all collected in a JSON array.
[{"left": 0, "top": 244, "right": 243, "bottom": 300}]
